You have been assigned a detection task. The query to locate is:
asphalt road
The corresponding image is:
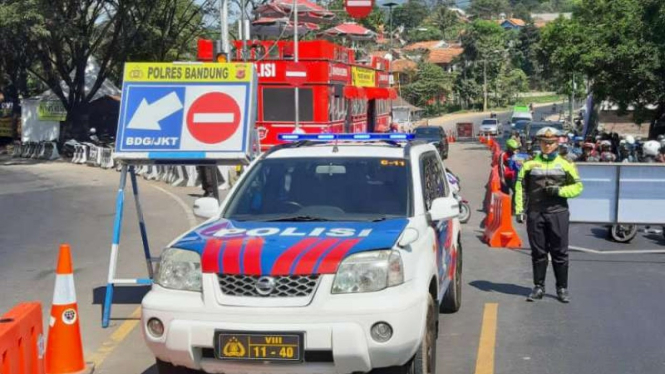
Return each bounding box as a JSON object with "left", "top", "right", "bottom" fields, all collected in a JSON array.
[{"left": 1, "top": 137, "right": 664, "bottom": 374}]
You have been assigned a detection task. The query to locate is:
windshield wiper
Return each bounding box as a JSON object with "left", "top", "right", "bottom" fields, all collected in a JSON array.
[{"left": 261, "top": 215, "right": 333, "bottom": 222}]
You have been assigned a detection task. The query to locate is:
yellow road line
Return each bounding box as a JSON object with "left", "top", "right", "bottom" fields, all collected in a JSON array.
[
  {"left": 474, "top": 303, "right": 498, "bottom": 374},
  {"left": 88, "top": 307, "right": 142, "bottom": 369}
]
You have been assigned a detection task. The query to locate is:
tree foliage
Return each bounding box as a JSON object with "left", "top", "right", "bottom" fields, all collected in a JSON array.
[
  {"left": 539, "top": 0, "right": 665, "bottom": 123},
  {"left": 402, "top": 62, "right": 455, "bottom": 107}
]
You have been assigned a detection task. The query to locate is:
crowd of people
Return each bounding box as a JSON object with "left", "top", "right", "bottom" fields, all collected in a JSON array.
[{"left": 498, "top": 129, "right": 665, "bottom": 197}]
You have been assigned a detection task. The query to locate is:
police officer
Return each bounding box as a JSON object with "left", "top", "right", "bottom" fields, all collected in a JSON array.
[{"left": 515, "top": 127, "right": 584, "bottom": 303}]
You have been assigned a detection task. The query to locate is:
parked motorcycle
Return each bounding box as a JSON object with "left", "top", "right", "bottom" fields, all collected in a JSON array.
[{"left": 446, "top": 169, "right": 471, "bottom": 224}]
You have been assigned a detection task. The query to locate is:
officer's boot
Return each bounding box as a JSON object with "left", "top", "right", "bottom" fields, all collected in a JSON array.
[
  {"left": 553, "top": 262, "right": 570, "bottom": 303},
  {"left": 526, "top": 260, "right": 547, "bottom": 302}
]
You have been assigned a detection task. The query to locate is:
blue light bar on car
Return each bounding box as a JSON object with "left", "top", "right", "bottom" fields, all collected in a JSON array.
[{"left": 278, "top": 133, "right": 415, "bottom": 142}]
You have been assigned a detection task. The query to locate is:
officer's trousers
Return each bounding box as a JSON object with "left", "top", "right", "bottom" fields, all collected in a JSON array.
[{"left": 526, "top": 210, "right": 569, "bottom": 289}]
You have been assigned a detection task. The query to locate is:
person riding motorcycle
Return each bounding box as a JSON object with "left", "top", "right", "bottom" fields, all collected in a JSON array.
[
  {"left": 500, "top": 139, "right": 521, "bottom": 195},
  {"left": 642, "top": 140, "right": 661, "bottom": 163},
  {"left": 578, "top": 143, "right": 600, "bottom": 162},
  {"left": 618, "top": 143, "right": 635, "bottom": 163},
  {"left": 559, "top": 143, "right": 576, "bottom": 162},
  {"left": 599, "top": 140, "right": 616, "bottom": 162}
]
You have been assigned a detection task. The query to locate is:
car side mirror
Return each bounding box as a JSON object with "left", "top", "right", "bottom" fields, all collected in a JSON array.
[
  {"left": 193, "top": 197, "right": 220, "bottom": 219},
  {"left": 429, "top": 196, "right": 459, "bottom": 221}
]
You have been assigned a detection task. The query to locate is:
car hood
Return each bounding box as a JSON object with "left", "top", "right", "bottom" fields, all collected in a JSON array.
[
  {"left": 414, "top": 135, "right": 439, "bottom": 142},
  {"left": 171, "top": 218, "right": 409, "bottom": 276}
]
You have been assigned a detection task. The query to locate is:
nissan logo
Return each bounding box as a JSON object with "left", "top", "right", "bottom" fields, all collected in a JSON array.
[{"left": 255, "top": 276, "right": 276, "bottom": 296}]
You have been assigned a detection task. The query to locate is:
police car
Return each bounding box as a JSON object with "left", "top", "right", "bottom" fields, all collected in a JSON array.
[{"left": 142, "top": 133, "right": 463, "bottom": 374}]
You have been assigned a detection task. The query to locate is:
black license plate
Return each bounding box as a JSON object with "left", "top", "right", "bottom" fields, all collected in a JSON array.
[{"left": 215, "top": 331, "right": 303, "bottom": 362}]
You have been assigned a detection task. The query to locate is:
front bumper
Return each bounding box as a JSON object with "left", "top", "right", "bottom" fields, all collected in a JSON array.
[{"left": 142, "top": 275, "right": 428, "bottom": 374}]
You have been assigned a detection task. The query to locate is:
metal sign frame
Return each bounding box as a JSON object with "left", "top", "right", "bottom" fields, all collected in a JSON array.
[{"left": 102, "top": 62, "right": 260, "bottom": 328}]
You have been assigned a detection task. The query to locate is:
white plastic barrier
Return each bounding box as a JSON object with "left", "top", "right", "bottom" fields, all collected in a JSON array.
[
  {"left": 186, "top": 166, "right": 199, "bottom": 187},
  {"left": 171, "top": 166, "right": 187, "bottom": 187}
]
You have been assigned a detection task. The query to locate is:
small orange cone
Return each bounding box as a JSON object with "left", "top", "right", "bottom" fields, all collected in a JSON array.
[{"left": 45, "top": 244, "right": 87, "bottom": 374}]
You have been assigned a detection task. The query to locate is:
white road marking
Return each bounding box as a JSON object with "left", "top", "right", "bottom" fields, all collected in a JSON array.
[
  {"left": 570, "top": 245, "right": 665, "bottom": 255},
  {"left": 150, "top": 184, "right": 198, "bottom": 227},
  {"left": 193, "top": 113, "right": 234, "bottom": 123}
]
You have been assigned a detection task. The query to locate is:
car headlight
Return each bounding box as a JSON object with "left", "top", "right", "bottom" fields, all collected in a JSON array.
[
  {"left": 332, "top": 250, "right": 404, "bottom": 294},
  {"left": 155, "top": 248, "right": 202, "bottom": 292}
]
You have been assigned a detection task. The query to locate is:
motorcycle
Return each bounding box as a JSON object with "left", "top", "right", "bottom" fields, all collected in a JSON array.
[{"left": 446, "top": 169, "right": 471, "bottom": 224}]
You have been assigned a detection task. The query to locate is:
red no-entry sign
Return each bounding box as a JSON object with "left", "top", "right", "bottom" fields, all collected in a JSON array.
[
  {"left": 285, "top": 62, "right": 308, "bottom": 87},
  {"left": 345, "top": 0, "right": 373, "bottom": 19},
  {"left": 186, "top": 92, "right": 241, "bottom": 144}
]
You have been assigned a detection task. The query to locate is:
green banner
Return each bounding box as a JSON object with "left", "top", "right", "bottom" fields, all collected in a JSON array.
[{"left": 38, "top": 101, "right": 67, "bottom": 121}]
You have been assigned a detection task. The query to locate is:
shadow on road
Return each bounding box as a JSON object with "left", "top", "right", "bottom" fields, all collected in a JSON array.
[
  {"left": 589, "top": 227, "right": 609, "bottom": 240},
  {"left": 92, "top": 285, "right": 151, "bottom": 305},
  {"left": 469, "top": 280, "right": 532, "bottom": 297}
]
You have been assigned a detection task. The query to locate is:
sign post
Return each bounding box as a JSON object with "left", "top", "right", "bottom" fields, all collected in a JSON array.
[{"left": 102, "top": 62, "right": 258, "bottom": 328}]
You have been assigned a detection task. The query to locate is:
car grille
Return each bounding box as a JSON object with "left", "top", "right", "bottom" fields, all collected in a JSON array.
[{"left": 218, "top": 274, "right": 320, "bottom": 297}]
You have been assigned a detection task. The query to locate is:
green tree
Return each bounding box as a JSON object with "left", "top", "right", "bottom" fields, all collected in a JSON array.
[
  {"left": 402, "top": 62, "right": 455, "bottom": 108},
  {"left": 431, "top": 5, "right": 460, "bottom": 40},
  {"left": 469, "top": 0, "right": 510, "bottom": 20},
  {"left": 406, "top": 27, "right": 444, "bottom": 42},
  {"left": 392, "top": 0, "right": 429, "bottom": 31}
]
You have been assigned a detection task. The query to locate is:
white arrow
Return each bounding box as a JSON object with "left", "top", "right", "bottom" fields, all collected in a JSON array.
[{"left": 127, "top": 92, "right": 183, "bottom": 131}]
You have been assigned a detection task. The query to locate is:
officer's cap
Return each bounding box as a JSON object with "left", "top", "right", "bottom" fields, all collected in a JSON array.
[{"left": 535, "top": 126, "right": 560, "bottom": 142}]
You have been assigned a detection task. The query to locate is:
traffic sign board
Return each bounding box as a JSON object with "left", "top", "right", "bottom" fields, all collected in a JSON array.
[
  {"left": 186, "top": 92, "right": 241, "bottom": 144},
  {"left": 285, "top": 62, "right": 307, "bottom": 87},
  {"left": 114, "top": 62, "right": 258, "bottom": 163},
  {"left": 345, "top": 0, "right": 373, "bottom": 19}
]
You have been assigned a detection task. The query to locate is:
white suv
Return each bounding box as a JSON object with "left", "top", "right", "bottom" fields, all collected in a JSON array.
[{"left": 142, "top": 135, "right": 463, "bottom": 374}]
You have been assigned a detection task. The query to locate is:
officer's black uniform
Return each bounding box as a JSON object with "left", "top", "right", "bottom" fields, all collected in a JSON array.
[{"left": 515, "top": 127, "right": 584, "bottom": 303}]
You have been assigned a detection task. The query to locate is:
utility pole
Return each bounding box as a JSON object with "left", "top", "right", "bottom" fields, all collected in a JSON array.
[
  {"left": 483, "top": 59, "right": 488, "bottom": 113},
  {"left": 570, "top": 73, "right": 575, "bottom": 129},
  {"left": 294, "top": 1, "right": 300, "bottom": 131},
  {"left": 221, "top": 0, "right": 230, "bottom": 59}
]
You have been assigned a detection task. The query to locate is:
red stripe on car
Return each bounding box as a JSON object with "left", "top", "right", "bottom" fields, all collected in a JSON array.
[
  {"left": 221, "top": 238, "right": 245, "bottom": 274},
  {"left": 271, "top": 238, "right": 319, "bottom": 275},
  {"left": 292, "top": 238, "right": 340, "bottom": 275},
  {"left": 201, "top": 239, "right": 223, "bottom": 273},
  {"left": 316, "top": 239, "right": 361, "bottom": 274},
  {"left": 242, "top": 237, "right": 264, "bottom": 275}
]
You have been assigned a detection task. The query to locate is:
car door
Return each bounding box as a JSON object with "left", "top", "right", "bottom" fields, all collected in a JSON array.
[{"left": 420, "top": 152, "right": 453, "bottom": 293}]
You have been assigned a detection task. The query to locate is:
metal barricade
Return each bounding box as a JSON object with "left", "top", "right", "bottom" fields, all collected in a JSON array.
[{"left": 569, "top": 163, "right": 665, "bottom": 224}]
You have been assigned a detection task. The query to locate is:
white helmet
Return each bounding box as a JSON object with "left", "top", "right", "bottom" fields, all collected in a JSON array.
[
  {"left": 625, "top": 135, "right": 635, "bottom": 145},
  {"left": 643, "top": 140, "right": 660, "bottom": 157}
]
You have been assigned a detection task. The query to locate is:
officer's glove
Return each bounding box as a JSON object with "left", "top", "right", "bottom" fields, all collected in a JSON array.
[
  {"left": 544, "top": 186, "right": 560, "bottom": 196},
  {"left": 516, "top": 213, "right": 525, "bottom": 224}
]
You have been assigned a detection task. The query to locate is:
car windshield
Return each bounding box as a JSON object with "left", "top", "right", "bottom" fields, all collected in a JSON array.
[
  {"left": 224, "top": 157, "right": 410, "bottom": 222},
  {"left": 414, "top": 127, "right": 439, "bottom": 136},
  {"left": 513, "top": 120, "right": 530, "bottom": 132},
  {"left": 481, "top": 120, "right": 497, "bottom": 125}
]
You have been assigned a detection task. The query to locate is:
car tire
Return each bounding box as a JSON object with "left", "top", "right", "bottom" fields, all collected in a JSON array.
[
  {"left": 156, "top": 359, "right": 202, "bottom": 374},
  {"left": 440, "top": 240, "right": 462, "bottom": 314}
]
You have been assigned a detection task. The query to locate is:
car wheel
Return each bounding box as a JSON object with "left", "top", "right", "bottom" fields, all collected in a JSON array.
[
  {"left": 156, "top": 359, "right": 203, "bottom": 374},
  {"left": 440, "top": 240, "right": 462, "bottom": 313}
]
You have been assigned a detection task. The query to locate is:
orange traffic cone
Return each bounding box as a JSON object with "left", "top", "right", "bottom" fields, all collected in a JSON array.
[{"left": 45, "top": 244, "right": 87, "bottom": 374}]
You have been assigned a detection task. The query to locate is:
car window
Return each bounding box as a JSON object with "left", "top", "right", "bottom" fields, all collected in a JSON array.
[
  {"left": 481, "top": 120, "right": 497, "bottom": 125},
  {"left": 414, "top": 128, "right": 441, "bottom": 136},
  {"left": 420, "top": 152, "right": 448, "bottom": 211},
  {"left": 224, "top": 157, "right": 410, "bottom": 221}
]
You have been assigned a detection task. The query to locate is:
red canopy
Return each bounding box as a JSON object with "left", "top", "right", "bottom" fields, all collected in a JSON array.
[
  {"left": 255, "top": 0, "right": 335, "bottom": 24},
  {"left": 251, "top": 17, "right": 319, "bottom": 37},
  {"left": 364, "top": 87, "right": 397, "bottom": 99},
  {"left": 322, "top": 22, "right": 377, "bottom": 41}
]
